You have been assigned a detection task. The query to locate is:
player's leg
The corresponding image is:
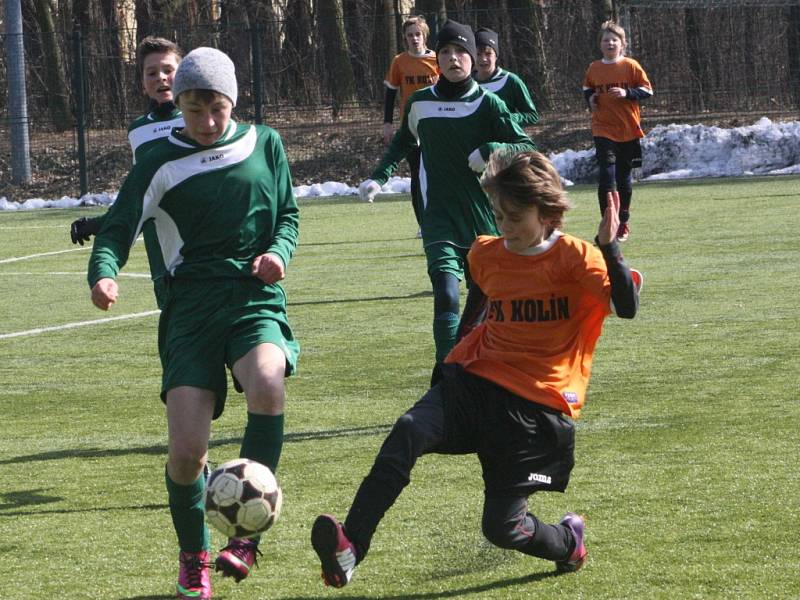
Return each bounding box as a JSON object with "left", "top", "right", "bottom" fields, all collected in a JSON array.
[
  {"left": 427, "top": 244, "right": 467, "bottom": 364},
  {"left": 159, "top": 282, "right": 231, "bottom": 598},
  {"left": 312, "top": 383, "right": 450, "bottom": 587},
  {"left": 217, "top": 288, "right": 298, "bottom": 582},
  {"left": 594, "top": 136, "right": 617, "bottom": 217},
  {"left": 614, "top": 139, "right": 641, "bottom": 241},
  {"left": 476, "top": 382, "right": 585, "bottom": 571},
  {"left": 481, "top": 495, "right": 576, "bottom": 561},
  {"left": 165, "top": 386, "right": 216, "bottom": 600}
]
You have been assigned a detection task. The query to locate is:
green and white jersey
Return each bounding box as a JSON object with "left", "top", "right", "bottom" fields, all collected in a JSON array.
[
  {"left": 88, "top": 121, "right": 299, "bottom": 289},
  {"left": 127, "top": 106, "right": 185, "bottom": 163},
  {"left": 371, "top": 80, "right": 535, "bottom": 249},
  {"left": 89, "top": 107, "right": 185, "bottom": 307},
  {"left": 477, "top": 68, "right": 540, "bottom": 128}
]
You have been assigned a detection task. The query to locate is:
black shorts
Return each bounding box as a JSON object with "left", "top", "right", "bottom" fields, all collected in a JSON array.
[
  {"left": 594, "top": 136, "right": 643, "bottom": 169},
  {"left": 439, "top": 365, "right": 575, "bottom": 496}
]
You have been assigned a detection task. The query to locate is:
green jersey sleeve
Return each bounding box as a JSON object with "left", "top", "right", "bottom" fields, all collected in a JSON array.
[{"left": 264, "top": 130, "right": 299, "bottom": 269}]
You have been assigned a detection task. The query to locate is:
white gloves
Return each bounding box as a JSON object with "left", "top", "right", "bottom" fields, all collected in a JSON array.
[
  {"left": 359, "top": 179, "right": 381, "bottom": 203},
  {"left": 468, "top": 148, "right": 486, "bottom": 173}
]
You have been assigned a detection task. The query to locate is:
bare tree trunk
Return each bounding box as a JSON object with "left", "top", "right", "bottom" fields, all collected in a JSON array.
[
  {"left": 593, "top": 0, "right": 615, "bottom": 24},
  {"left": 31, "top": 0, "right": 71, "bottom": 129},
  {"left": 521, "top": 0, "right": 552, "bottom": 111},
  {"left": 384, "top": 0, "right": 397, "bottom": 54},
  {"left": 684, "top": 8, "right": 708, "bottom": 112},
  {"left": 316, "top": 0, "right": 357, "bottom": 116},
  {"left": 789, "top": 6, "right": 800, "bottom": 109},
  {"left": 284, "top": 0, "right": 319, "bottom": 104},
  {"left": 99, "top": 0, "right": 128, "bottom": 122}
]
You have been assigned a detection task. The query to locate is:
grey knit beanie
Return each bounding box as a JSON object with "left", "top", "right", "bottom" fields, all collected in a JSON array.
[{"left": 173, "top": 47, "right": 238, "bottom": 107}]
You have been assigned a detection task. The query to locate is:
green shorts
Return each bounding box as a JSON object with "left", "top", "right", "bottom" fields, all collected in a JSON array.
[
  {"left": 158, "top": 277, "right": 299, "bottom": 419},
  {"left": 424, "top": 242, "right": 471, "bottom": 283}
]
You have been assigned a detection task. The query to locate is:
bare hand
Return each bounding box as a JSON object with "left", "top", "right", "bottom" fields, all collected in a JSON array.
[
  {"left": 252, "top": 253, "right": 285, "bottom": 284},
  {"left": 91, "top": 278, "right": 118, "bottom": 310},
  {"left": 382, "top": 123, "right": 394, "bottom": 145},
  {"left": 608, "top": 87, "right": 627, "bottom": 98},
  {"left": 597, "top": 191, "right": 620, "bottom": 245}
]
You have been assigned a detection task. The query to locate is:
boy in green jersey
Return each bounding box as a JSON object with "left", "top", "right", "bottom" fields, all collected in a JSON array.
[
  {"left": 359, "top": 20, "right": 536, "bottom": 366},
  {"left": 474, "top": 27, "right": 540, "bottom": 128},
  {"left": 87, "top": 47, "right": 300, "bottom": 600},
  {"left": 71, "top": 36, "right": 184, "bottom": 308}
]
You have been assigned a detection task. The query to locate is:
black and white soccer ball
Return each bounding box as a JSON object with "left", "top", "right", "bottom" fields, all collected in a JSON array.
[{"left": 205, "top": 458, "right": 282, "bottom": 538}]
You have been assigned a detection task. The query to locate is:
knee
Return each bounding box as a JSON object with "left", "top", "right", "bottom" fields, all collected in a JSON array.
[
  {"left": 245, "top": 373, "right": 285, "bottom": 414},
  {"left": 432, "top": 275, "right": 460, "bottom": 316},
  {"left": 168, "top": 442, "right": 207, "bottom": 484},
  {"left": 481, "top": 515, "right": 519, "bottom": 550}
]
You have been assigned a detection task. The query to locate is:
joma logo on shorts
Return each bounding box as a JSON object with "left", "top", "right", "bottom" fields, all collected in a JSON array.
[
  {"left": 202, "top": 153, "right": 225, "bottom": 164},
  {"left": 528, "top": 473, "right": 551, "bottom": 484}
]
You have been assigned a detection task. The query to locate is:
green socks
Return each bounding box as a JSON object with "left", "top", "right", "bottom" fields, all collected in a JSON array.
[
  {"left": 166, "top": 469, "right": 209, "bottom": 552},
  {"left": 240, "top": 412, "right": 284, "bottom": 474},
  {"left": 433, "top": 312, "right": 460, "bottom": 363}
]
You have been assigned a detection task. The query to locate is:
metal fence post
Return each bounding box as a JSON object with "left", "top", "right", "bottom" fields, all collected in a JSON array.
[
  {"left": 4, "top": 0, "right": 32, "bottom": 185},
  {"left": 72, "top": 28, "right": 88, "bottom": 197},
  {"left": 251, "top": 25, "right": 264, "bottom": 125}
]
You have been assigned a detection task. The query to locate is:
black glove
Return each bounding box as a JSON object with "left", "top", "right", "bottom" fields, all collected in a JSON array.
[{"left": 70, "top": 217, "right": 100, "bottom": 245}]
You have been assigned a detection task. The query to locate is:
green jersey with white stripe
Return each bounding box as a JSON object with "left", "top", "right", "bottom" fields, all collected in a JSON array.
[
  {"left": 89, "top": 106, "right": 185, "bottom": 307},
  {"left": 370, "top": 80, "right": 535, "bottom": 249},
  {"left": 127, "top": 106, "right": 185, "bottom": 163},
  {"left": 477, "top": 68, "right": 540, "bottom": 128},
  {"left": 88, "top": 121, "right": 298, "bottom": 288}
]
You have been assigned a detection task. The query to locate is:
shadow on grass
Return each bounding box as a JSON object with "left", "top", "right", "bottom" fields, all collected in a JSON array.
[
  {"left": 0, "top": 424, "right": 392, "bottom": 467},
  {"left": 290, "top": 289, "right": 431, "bottom": 308},
  {"left": 0, "top": 500, "right": 166, "bottom": 517},
  {"left": 277, "top": 571, "right": 561, "bottom": 600}
]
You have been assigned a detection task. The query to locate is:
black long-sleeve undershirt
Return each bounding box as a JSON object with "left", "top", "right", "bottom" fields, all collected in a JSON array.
[
  {"left": 383, "top": 88, "right": 398, "bottom": 124},
  {"left": 596, "top": 237, "right": 639, "bottom": 318}
]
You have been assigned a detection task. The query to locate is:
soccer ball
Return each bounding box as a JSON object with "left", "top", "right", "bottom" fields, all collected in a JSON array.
[{"left": 205, "top": 458, "right": 282, "bottom": 538}]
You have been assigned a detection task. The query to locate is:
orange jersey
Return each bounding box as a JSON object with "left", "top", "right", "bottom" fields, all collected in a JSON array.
[
  {"left": 583, "top": 57, "right": 652, "bottom": 142},
  {"left": 384, "top": 51, "right": 439, "bottom": 115},
  {"left": 445, "top": 234, "right": 612, "bottom": 418}
]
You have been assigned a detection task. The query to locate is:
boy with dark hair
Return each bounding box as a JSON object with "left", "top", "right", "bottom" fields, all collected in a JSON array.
[
  {"left": 474, "top": 27, "right": 540, "bottom": 127},
  {"left": 312, "top": 149, "right": 641, "bottom": 588},
  {"left": 70, "top": 36, "right": 184, "bottom": 308},
  {"left": 359, "top": 20, "right": 536, "bottom": 365}
]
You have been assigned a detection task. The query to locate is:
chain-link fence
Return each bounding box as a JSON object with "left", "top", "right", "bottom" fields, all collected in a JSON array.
[{"left": 2, "top": 1, "right": 800, "bottom": 198}]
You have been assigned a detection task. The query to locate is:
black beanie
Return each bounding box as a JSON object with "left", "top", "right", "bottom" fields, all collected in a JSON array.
[
  {"left": 475, "top": 28, "right": 499, "bottom": 56},
  {"left": 435, "top": 20, "right": 477, "bottom": 66}
]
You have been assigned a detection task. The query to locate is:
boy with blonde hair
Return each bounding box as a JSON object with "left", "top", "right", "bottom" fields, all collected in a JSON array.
[
  {"left": 583, "top": 20, "right": 652, "bottom": 242},
  {"left": 382, "top": 15, "right": 439, "bottom": 231}
]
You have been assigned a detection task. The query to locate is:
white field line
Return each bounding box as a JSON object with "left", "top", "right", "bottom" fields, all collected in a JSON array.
[
  {"left": 0, "top": 224, "right": 70, "bottom": 229},
  {"left": 0, "top": 247, "right": 89, "bottom": 264},
  {"left": 0, "top": 271, "right": 151, "bottom": 278},
  {"left": 0, "top": 310, "right": 160, "bottom": 340},
  {"left": 0, "top": 236, "right": 144, "bottom": 265}
]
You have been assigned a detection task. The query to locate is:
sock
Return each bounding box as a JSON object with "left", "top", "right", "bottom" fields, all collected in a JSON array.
[
  {"left": 433, "top": 312, "right": 460, "bottom": 363},
  {"left": 166, "top": 468, "right": 210, "bottom": 553},
  {"left": 618, "top": 188, "right": 632, "bottom": 223},
  {"left": 238, "top": 412, "right": 284, "bottom": 547},
  {"left": 240, "top": 412, "right": 284, "bottom": 474}
]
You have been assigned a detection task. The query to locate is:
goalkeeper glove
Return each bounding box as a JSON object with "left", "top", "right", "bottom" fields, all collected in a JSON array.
[
  {"left": 70, "top": 217, "right": 101, "bottom": 245},
  {"left": 358, "top": 179, "right": 381, "bottom": 203},
  {"left": 467, "top": 148, "right": 486, "bottom": 173}
]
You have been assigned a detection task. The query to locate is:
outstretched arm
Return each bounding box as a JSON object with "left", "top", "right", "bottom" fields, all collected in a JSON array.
[{"left": 596, "top": 191, "right": 639, "bottom": 319}]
